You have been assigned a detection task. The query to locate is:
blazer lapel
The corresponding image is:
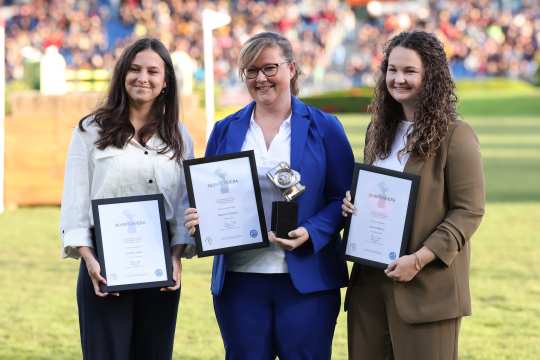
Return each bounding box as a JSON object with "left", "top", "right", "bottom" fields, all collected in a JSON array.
[
  {"left": 225, "top": 101, "right": 255, "bottom": 153},
  {"left": 404, "top": 153, "right": 425, "bottom": 176},
  {"left": 290, "top": 97, "right": 310, "bottom": 171}
]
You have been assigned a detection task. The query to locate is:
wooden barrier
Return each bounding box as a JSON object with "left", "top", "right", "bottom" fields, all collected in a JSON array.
[{"left": 5, "top": 92, "right": 206, "bottom": 207}]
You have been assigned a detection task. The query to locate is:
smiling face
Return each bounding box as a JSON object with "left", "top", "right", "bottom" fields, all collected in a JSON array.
[
  {"left": 124, "top": 49, "right": 166, "bottom": 106},
  {"left": 386, "top": 46, "right": 424, "bottom": 110},
  {"left": 245, "top": 46, "right": 295, "bottom": 106}
]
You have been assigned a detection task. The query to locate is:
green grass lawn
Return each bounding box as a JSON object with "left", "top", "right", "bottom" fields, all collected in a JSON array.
[{"left": 1, "top": 91, "right": 539, "bottom": 359}]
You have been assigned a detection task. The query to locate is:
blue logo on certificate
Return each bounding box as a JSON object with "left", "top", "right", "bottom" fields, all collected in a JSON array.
[
  {"left": 155, "top": 269, "right": 163, "bottom": 277},
  {"left": 249, "top": 229, "right": 258, "bottom": 238},
  {"left": 389, "top": 252, "right": 396, "bottom": 260}
]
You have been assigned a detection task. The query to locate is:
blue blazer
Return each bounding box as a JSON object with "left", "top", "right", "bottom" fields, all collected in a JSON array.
[{"left": 206, "top": 97, "right": 355, "bottom": 295}]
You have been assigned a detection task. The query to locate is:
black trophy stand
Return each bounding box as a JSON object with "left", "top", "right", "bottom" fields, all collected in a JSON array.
[{"left": 271, "top": 201, "right": 298, "bottom": 239}]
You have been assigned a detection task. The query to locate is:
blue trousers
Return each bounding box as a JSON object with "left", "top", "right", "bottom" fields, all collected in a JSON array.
[
  {"left": 213, "top": 272, "right": 341, "bottom": 360},
  {"left": 77, "top": 261, "right": 180, "bottom": 360}
]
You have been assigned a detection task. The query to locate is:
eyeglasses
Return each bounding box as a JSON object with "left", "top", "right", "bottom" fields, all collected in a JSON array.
[{"left": 243, "top": 62, "right": 290, "bottom": 79}]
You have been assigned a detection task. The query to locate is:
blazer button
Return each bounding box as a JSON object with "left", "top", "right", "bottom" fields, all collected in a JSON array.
[{"left": 148, "top": 179, "right": 153, "bottom": 184}]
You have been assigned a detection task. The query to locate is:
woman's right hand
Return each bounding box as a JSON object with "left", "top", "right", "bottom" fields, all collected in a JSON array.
[
  {"left": 184, "top": 208, "right": 199, "bottom": 236},
  {"left": 341, "top": 190, "right": 355, "bottom": 217},
  {"left": 78, "top": 246, "right": 117, "bottom": 297}
]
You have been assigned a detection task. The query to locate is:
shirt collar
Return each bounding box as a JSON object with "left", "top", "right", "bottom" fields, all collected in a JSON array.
[
  {"left": 128, "top": 133, "right": 162, "bottom": 150},
  {"left": 250, "top": 109, "right": 292, "bottom": 131}
]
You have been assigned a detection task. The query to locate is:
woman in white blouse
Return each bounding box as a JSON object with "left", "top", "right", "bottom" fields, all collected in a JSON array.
[{"left": 60, "top": 38, "right": 194, "bottom": 360}]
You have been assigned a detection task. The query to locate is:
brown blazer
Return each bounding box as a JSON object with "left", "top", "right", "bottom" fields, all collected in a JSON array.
[{"left": 347, "top": 120, "right": 485, "bottom": 324}]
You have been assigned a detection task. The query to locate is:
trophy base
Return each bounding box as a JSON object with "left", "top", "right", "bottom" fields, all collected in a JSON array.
[{"left": 271, "top": 201, "right": 298, "bottom": 239}]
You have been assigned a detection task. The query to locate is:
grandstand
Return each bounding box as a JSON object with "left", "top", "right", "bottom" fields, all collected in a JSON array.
[{"left": 3, "top": 0, "right": 539, "bottom": 96}]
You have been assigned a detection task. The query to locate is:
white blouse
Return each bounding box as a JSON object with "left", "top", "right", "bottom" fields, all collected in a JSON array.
[
  {"left": 226, "top": 110, "right": 292, "bottom": 273},
  {"left": 60, "top": 119, "right": 195, "bottom": 259},
  {"left": 373, "top": 120, "right": 413, "bottom": 172}
]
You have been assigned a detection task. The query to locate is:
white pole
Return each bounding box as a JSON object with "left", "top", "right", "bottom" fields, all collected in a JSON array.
[
  {"left": 202, "top": 9, "right": 231, "bottom": 142},
  {"left": 203, "top": 20, "right": 214, "bottom": 142},
  {"left": 0, "top": 25, "right": 5, "bottom": 213}
]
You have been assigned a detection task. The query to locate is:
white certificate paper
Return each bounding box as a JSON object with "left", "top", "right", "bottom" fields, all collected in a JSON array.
[
  {"left": 344, "top": 164, "right": 419, "bottom": 268},
  {"left": 184, "top": 151, "right": 268, "bottom": 256},
  {"left": 96, "top": 199, "right": 168, "bottom": 287}
]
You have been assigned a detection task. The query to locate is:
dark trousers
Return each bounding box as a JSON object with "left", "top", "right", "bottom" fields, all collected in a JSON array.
[
  {"left": 213, "top": 272, "right": 341, "bottom": 360},
  {"left": 347, "top": 267, "right": 461, "bottom": 360},
  {"left": 77, "top": 261, "right": 180, "bottom": 360}
]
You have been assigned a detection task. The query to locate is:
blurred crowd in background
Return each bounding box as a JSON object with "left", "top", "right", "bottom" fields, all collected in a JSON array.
[
  {"left": 343, "top": 0, "right": 540, "bottom": 86},
  {"left": 3, "top": 0, "right": 540, "bottom": 94}
]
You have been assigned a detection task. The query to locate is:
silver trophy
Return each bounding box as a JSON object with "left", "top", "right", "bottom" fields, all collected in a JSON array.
[
  {"left": 266, "top": 162, "right": 305, "bottom": 239},
  {"left": 266, "top": 162, "right": 306, "bottom": 202}
]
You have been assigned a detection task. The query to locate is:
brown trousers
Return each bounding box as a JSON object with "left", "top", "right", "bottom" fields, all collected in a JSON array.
[{"left": 347, "top": 267, "right": 461, "bottom": 360}]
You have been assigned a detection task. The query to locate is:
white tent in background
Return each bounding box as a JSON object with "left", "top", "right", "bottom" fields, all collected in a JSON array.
[
  {"left": 171, "top": 49, "right": 196, "bottom": 96},
  {"left": 40, "top": 45, "right": 67, "bottom": 96}
]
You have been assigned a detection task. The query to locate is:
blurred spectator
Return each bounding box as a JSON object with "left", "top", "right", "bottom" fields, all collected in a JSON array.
[
  {"left": 3, "top": 0, "right": 540, "bottom": 91},
  {"left": 4, "top": 0, "right": 346, "bottom": 91},
  {"left": 345, "top": 0, "right": 540, "bottom": 86}
]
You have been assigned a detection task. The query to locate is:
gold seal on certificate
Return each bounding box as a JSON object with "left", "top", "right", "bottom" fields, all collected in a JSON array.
[
  {"left": 183, "top": 151, "right": 269, "bottom": 257},
  {"left": 91, "top": 194, "right": 174, "bottom": 292},
  {"left": 342, "top": 164, "right": 420, "bottom": 268}
]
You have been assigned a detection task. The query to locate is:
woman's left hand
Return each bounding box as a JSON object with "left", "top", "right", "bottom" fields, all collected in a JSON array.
[
  {"left": 269, "top": 227, "right": 310, "bottom": 251},
  {"left": 161, "top": 249, "right": 183, "bottom": 292},
  {"left": 384, "top": 255, "right": 419, "bottom": 282}
]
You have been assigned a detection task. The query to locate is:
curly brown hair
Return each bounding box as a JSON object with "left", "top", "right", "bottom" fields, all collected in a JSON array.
[{"left": 365, "top": 31, "right": 458, "bottom": 164}]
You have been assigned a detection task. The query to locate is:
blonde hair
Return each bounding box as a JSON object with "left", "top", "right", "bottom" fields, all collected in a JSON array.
[{"left": 238, "top": 32, "right": 302, "bottom": 96}]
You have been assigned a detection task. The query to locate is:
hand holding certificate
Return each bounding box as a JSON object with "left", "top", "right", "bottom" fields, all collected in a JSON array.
[
  {"left": 183, "top": 151, "right": 269, "bottom": 257},
  {"left": 342, "top": 164, "right": 420, "bottom": 268},
  {"left": 91, "top": 194, "right": 174, "bottom": 292}
]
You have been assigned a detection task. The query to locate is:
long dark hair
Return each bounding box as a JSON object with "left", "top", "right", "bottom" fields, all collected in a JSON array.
[
  {"left": 79, "top": 37, "right": 184, "bottom": 161},
  {"left": 365, "top": 31, "right": 458, "bottom": 163}
]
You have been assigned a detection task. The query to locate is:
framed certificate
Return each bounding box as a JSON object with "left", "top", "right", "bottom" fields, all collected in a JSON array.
[
  {"left": 91, "top": 194, "right": 174, "bottom": 292},
  {"left": 183, "top": 150, "right": 269, "bottom": 257},
  {"left": 343, "top": 163, "right": 420, "bottom": 268}
]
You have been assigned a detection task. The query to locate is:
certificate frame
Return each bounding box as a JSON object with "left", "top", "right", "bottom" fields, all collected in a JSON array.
[
  {"left": 91, "top": 194, "right": 174, "bottom": 292},
  {"left": 342, "top": 163, "right": 420, "bottom": 269},
  {"left": 183, "top": 150, "right": 269, "bottom": 257}
]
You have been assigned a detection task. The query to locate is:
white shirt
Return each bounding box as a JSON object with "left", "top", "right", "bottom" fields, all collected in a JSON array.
[
  {"left": 373, "top": 121, "right": 413, "bottom": 172},
  {"left": 227, "top": 110, "right": 292, "bottom": 273},
  {"left": 60, "top": 119, "right": 195, "bottom": 259}
]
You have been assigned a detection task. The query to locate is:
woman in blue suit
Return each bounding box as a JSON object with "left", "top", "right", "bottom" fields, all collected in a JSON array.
[{"left": 185, "top": 32, "right": 354, "bottom": 359}]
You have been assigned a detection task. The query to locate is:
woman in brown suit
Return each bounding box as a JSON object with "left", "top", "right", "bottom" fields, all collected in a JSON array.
[{"left": 342, "top": 31, "right": 485, "bottom": 360}]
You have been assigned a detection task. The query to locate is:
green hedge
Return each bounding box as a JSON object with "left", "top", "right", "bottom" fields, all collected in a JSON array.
[
  {"left": 301, "top": 87, "right": 373, "bottom": 113},
  {"left": 455, "top": 78, "right": 537, "bottom": 92},
  {"left": 5, "top": 80, "right": 35, "bottom": 115},
  {"left": 301, "top": 79, "right": 539, "bottom": 114}
]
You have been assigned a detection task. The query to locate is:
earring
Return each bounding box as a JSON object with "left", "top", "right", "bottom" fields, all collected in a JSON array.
[{"left": 161, "top": 88, "right": 166, "bottom": 94}]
